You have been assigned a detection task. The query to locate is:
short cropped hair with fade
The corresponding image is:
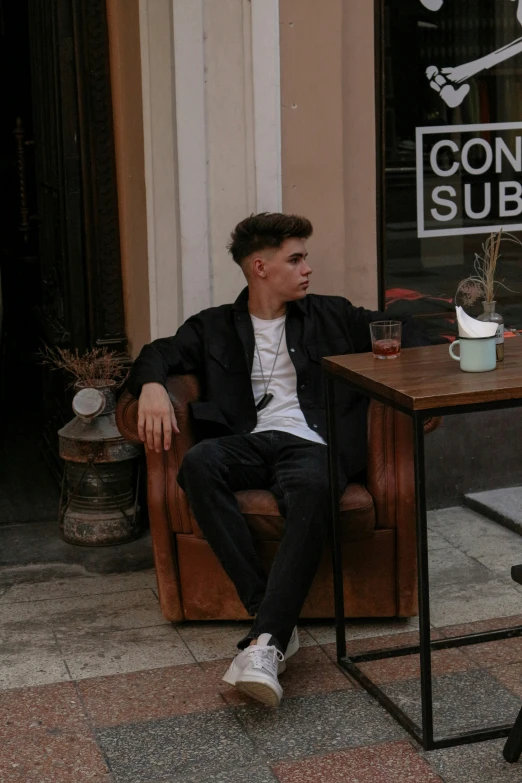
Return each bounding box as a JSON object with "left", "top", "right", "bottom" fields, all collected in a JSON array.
[{"left": 227, "top": 212, "right": 313, "bottom": 266}]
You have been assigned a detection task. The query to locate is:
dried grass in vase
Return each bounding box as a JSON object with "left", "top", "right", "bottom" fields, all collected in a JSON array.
[
  {"left": 40, "top": 346, "right": 129, "bottom": 388},
  {"left": 455, "top": 229, "right": 519, "bottom": 307}
]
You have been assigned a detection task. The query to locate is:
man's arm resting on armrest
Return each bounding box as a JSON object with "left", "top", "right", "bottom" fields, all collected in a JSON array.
[
  {"left": 127, "top": 316, "right": 203, "bottom": 453},
  {"left": 137, "top": 383, "right": 180, "bottom": 454}
]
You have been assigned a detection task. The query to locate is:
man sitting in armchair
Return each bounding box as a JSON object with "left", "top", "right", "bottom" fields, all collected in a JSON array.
[{"left": 126, "top": 212, "right": 428, "bottom": 707}]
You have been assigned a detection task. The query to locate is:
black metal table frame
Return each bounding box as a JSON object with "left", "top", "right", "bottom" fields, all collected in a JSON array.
[{"left": 325, "top": 373, "right": 522, "bottom": 751}]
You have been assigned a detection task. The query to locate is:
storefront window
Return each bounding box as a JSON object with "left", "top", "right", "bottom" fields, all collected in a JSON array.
[{"left": 383, "top": 0, "right": 522, "bottom": 341}]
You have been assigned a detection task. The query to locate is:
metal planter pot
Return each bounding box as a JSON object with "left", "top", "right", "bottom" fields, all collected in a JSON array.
[{"left": 58, "top": 381, "right": 141, "bottom": 546}]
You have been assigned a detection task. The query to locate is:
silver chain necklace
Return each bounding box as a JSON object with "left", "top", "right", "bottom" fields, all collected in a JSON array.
[{"left": 254, "top": 322, "right": 285, "bottom": 411}]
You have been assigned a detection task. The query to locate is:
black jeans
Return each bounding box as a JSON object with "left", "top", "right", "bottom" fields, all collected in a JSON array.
[{"left": 177, "top": 430, "right": 348, "bottom": 653}]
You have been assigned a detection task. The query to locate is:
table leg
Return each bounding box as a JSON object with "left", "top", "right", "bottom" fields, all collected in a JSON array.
[
  {"left": 323, "top": 374, "right": 521, "bottom": 747},
  {"left": 413, "top": 411, "right": 434, "bottom": 749},
  {"left": 326, "top": 376, "right": 346, "bottom": 659}
]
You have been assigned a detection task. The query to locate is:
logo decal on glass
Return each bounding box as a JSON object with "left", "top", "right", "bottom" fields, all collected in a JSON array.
[{"left": 419, "top": 0, "right": 522, "bottom": 108}]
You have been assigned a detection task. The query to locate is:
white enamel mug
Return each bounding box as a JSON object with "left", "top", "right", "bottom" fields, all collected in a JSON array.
[{"left": 449, "top": 336, "right": 496, "bottom": 372}]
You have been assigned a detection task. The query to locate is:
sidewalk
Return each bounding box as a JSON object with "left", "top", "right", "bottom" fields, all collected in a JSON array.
[{"left": 2, "top": 505, "right": 522, "bottom": 782}]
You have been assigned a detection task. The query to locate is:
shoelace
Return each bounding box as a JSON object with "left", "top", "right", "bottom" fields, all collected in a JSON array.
[{"left": 249, "top": 645, "right": 284, "bottom": 677}]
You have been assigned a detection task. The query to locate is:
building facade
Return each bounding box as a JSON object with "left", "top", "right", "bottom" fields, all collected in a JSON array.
[
  {"left": 3, "top": 0, "right": 522, "bottom": 516},
  {"left": 107, "top": 0, "right": 379, "bottom": 357},
  {"left": 108, "top": 0, "right": 522, "bottom": 357}
]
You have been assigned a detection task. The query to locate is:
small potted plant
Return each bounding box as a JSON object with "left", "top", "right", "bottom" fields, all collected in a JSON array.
[
  {"left": 41, "top": 345, "right": 129, "bottom": 392},
  {"left": 455, "top": 230, "right": 520, "bottom": 362}
]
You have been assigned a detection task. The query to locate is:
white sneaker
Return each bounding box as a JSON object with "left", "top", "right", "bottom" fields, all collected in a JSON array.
[
  {"left": 285, "top": 626, "right": 300, "bottom": 662},
  {"left": 222, "top": 633, "right": 284, "bottom": 706},
  {"left": 222, "top": 626, "right": 299, "bottom": 687}
]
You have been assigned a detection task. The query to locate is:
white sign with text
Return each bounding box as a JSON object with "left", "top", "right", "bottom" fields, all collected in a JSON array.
[{"left": 416, "top": 121, "right": 522, "bottom": 238}]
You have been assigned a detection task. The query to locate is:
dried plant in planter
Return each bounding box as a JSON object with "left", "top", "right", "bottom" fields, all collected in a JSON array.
[
  {"left": 455, "top": 229, "right": 519, "bottom": 306},
  {"left": 41, "top": 346, "right": 129, "bottom": 388}
]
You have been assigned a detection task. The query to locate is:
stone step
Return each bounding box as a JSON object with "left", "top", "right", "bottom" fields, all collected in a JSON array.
[{"left": 464, "top": 486, "right": 522, "bottom": 536}]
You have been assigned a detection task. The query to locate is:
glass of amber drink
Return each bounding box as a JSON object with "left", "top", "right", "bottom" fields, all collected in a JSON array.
[{"left": 370, "top": 321, "right": 402, "bottom": 359}]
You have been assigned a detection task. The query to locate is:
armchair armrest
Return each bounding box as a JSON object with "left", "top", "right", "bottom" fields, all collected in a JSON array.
[
  {"left": 116, "top": 375, "right": 201, "bottom": 444},
  {"left": 115, "top": 391, "right": 141, "bottom": 443},
  {"left": 116, "top": 375, "right": 201, "bottom": 535},
  {"left": 116, "top": 374, "right": 201, "bottom": 527},
  {"left": 115, "top": 374, "right": 202, "bottom": 622}
]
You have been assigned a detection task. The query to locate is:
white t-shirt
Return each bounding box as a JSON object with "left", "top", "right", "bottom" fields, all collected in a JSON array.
[{"left": 250, "top": 314, "right": 326, "bottom": 445}]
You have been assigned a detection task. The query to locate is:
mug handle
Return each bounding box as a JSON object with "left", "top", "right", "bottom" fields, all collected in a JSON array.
[{"left": 449, "top": 340, "right": 460, "bottom": 361}]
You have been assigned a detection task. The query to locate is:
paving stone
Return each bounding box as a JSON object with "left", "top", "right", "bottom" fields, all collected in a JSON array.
[
  {"left": 236, "top": 689, "right": 405, "bottom": 761},
  {"left": 428, "top": 529, "right": 454, "bottom": 551},
  {"left": 465, "top": 486, "right": 522, "bottom": 536},
  {"left": 0, "top": 629, "right": 70, "bottom": 690},
  {"left": 491, "top": 661, "right": 522, "bottom": 698},
  {"left": 427, "top": 506, "right": 497, "bottom": 540},
  {"left": 274, "top": 740, "right": 443, "bottom": 782},
  {"left": 428, "top": 507, "right": 522, "bottom": 580},
  {"left": 323, "top": 629, "right": 449, "bottom": 663},
  {"left": 276, "top": 645, "right": 355, "bottom": 697},
  {"left": 0, "top": 520, "right": 153, "bottom": 577},
  {"left": 429, "top": 578, "right": 522, "bottom": 627},
  {"left": 437, "top": 614, "right": 522, "bottom": 639},
  {"left": 0, "top": 569, "right": 157, "bottom": 603},
  {"left": 146, "top": 762, "right": 279, "bottom": 783},
  {"left": 0, "top": 682, "right": 88, "bottom": 737},
  {"left": 428, "top": 546, "right": 497, "bottom": 588},
  {"left": 424, "top": 738, "right": 522, "bottom": 783},
  {"left": 463, "top": 636, "right": 522, "bottom": 668},
  {"left": 176, "top": 623, "right": 258, "bottom": 662},
  {"left": 304, "top": 617, "right": 419, "bottom": 646},
  {"left": 0, "top": 589, "right": 166, "bottom": 637},
  {"left": 60, "top": 624, "right": 194, "bottom": 679},
  {"left": 97, "top": 710, "right": 259, "bottom": 782},
  {"left": 0, "top": 729, "right": 110, "bottom": 783},
  {"left": 359, "top": 647, "right": 475, "bottom": 684},
  {"left": 79, "top": 663, "right": 225, "bottom": 727},
  {"left": 383, "top": 669, "right": 520, "bottom": 738}
]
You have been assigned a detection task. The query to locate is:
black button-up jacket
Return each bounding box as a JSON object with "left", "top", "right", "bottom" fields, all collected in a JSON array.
[{"left": 127, "top": 287, "right": 429, "bottom": 476}]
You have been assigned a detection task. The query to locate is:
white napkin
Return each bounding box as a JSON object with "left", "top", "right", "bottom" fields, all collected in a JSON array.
[{"left": 455, "top": 306, "right": 498, "bottom": 338}]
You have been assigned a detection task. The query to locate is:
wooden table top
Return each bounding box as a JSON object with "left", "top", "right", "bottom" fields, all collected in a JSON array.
[{"left": 322, "top": 339, "right": 522, "bottom": 412}]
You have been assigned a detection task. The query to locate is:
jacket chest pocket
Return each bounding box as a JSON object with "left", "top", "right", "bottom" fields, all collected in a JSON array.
[{"left": 207, "top": 341, "right": 245, "bottom": 375}]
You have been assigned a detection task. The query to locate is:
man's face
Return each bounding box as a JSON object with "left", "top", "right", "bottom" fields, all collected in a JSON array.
[{"left": 259, "top": 238, "right": 312, "bottom": 301}]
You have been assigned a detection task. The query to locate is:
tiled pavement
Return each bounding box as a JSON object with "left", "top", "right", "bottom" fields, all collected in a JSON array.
[{"left": 3, "top": 507, "right": 522, "bottom": 781}]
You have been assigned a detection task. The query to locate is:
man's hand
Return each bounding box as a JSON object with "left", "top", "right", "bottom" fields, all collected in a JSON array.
[{"left": 137, "top": 383, "right": 180, "bottom": 452}]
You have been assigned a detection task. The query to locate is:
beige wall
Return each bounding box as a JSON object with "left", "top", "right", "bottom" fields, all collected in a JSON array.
[
  {"left": 280, "top": 0, "right": 379, "bottom": 309},
  {"left": 205, "top": 0, "right": 256, "bottom": 306},
  {"left": 342, "top": 0, "right": 379, "bottom": 309},
  {"left": 106, "top": 0, "right": 151, "bottom": 357}
]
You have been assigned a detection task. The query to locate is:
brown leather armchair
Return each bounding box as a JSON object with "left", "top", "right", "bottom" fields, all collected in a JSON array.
[{"left": 117, "top": 375, "right": 438, "bottom": 623}]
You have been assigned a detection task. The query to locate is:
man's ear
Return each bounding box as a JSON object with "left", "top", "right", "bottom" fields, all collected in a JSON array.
[{"left": 252, "top": 257, "right": 267, "bottom": 279}]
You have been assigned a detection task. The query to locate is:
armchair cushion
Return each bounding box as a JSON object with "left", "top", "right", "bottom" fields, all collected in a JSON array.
[{"left": 237, "top": 483, "right": 375, "bottom": 542}]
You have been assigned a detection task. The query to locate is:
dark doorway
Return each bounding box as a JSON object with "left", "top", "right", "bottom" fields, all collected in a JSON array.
[{"left": 0, "top": 0, "right": 126, "bottom": 525}]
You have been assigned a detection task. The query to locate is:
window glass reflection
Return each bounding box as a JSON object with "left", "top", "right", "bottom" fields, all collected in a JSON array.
[{"left": 384, "top": 0, "right": 522, "bottom": 341}]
